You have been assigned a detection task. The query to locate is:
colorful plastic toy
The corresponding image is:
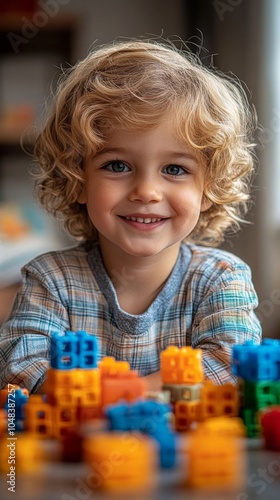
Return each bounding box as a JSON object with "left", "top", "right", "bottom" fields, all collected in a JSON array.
[
  {"left": 188, "top": 422, "right": 245, "bottom": 489},
  {"left": 260, "top": 405, "right": 280, "bottom": 450},
  {"left": 83, "top": 431, "right": 157, "bottom": 492},
  {"left": 232, "top": 341, "right": 280, "bottom": 381},
  {"left": 50, "top": 330, "right": 99, "bottom": 369},
  {"left": 161, "top": 346, "right": 203, "bottom": 384}
]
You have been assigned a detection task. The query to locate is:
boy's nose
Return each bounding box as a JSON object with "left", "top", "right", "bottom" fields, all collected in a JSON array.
[{"left": 128, "top": 176, "right": 163, "bottom": 203}]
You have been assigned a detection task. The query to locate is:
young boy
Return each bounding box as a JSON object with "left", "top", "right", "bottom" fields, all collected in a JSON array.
[{"left": 0, "top": 40, "right": 261, "bottom": 393}]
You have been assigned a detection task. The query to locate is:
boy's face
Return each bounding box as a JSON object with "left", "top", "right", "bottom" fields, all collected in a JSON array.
[{"left": 79, "top": 120, "right": 211, "bottom": 259}]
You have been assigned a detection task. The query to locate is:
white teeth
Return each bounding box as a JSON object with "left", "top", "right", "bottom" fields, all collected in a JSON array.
[{"left": 125, "top": 216, "right": 162, "bottom": 223}]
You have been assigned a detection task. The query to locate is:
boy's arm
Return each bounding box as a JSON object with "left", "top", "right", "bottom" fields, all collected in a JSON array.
[
  {"left": 142, "top": 370, "right": 162, "bottom": 391},
  {"left": 191, "top": 262, "right": 262, "bottom": 385},
  {"left": 0, "top": 264, "right": 69, "bottom": 394}
]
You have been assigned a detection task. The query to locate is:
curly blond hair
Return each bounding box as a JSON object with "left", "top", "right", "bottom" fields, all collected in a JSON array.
[{"left": 34, "top": 39, "right": 257, "bottom": 246}]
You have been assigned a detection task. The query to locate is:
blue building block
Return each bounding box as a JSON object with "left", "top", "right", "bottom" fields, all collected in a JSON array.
[
  {"left": 4, "top": 389, "right": 29, "bottom": 432},
  {"left": 105, "top": 400, "right": 176, "bottom": 468},
  {"left": 50, "top": 331, "right": 79, "bottom": 369},
  {"left": 76, "top": 330, "right": 98, "bottom": 368},
  {"left": 152, "top": 428, "right": 176, "bottom": 468},
  {"left": 105, "top": 400, "right": 170, "bottom": 432},
  {"left": 232, "top": 340, "right": 280, "bottom": 381},
  {"left": 50, "top": 330, "right": 99, "bottom": 369}
]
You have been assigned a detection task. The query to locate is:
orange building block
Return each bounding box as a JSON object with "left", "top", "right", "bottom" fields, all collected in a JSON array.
[
  {"left": 0, "top": 388, "right": 8, "bottom": 408},
  {"left": 101, "top": 372, "right": 147, "bottom": 409},
  {"left": 194, "top": 416, "right": 246, "bottom": 438},
  {"left": 99, "top": 357, "right": 130, "bottom": 378},
  {"left": 52, "top": 406, "right": 77, "bottom": 439},
  {"left": 0, "top": 432, "right": 45, "bottom": 474},
  {"left": 83, "top": 431, "right": 157, "bottom": 492},
  {"left": 188, "top": 428, "right": 245, "bottom": 489},
  {"left": 0, "top": 409, "right": 7, "bottom": 437},
  {"left": 24, "top": 395, "right": 53, "bottom": 438},
  {"left": 45, "top": 368, "right": 101, "bottom": 408},
  {"left": 174, "top": 400, "right": 202, "bottom": 431},
  {"left": 199, "top": 381, "right": 239, "bottom": 420},
  {"left": 161, "top": 346, "right": 204, "bottom": 384}
]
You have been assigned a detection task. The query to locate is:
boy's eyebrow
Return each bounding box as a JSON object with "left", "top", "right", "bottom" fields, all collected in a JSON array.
[{"left": 95, "top": 147, "right": 198, "bottom": 162}]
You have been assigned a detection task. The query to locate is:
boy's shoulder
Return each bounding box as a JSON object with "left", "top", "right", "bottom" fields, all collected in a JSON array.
[
  {"left": 22, "top": 242, "right": 93, "bottom": 274},
  {"left": 182, "top": 242, "right": 252, "bottom": 278}
]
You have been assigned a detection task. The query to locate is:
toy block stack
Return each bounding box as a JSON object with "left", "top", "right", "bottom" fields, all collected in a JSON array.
[
  {"left": 161, "top": 346, "right": 204, "bottom": 431},
  {"left": 232, "top": 339, "right": 280, "bottom": 437},
  {"left": 25, "top": 330, "right": 100, "bottom": 438}
]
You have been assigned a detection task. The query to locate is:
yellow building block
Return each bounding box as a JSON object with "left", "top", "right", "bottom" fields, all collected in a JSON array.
[
  {"left": 99, "top": 357, "right": 130, "bottom": 377},
  {"left": 0, "top": 432, "right": 44, "bottom": 474},
  {"left": 0, "top": 409, "right": 7, "bottom": 437},
  {"left": 195, "top": 416, "right": 246, "bottom": 437},
  {"left": 199, "top": 381, "right": 239, "bottom": 419},
  {"left": 161, "top": 346, "right": 203, "bottom": 384},
  {"left": 24, "top": 395, "right": 53, "bottom": 438},
  {"left": 84, "top": 431, "right": 157, "bottom": 492},
  {"left": 188, "top": 429, "right": 245, "bottom": 489},
  {"left": 174, "top": 400, "right": 202, "bottom": 431}
]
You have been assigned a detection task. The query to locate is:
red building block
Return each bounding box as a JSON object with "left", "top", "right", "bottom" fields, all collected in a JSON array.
[{"left": 260, "top": 406, "right": 280, "bottom": 450}]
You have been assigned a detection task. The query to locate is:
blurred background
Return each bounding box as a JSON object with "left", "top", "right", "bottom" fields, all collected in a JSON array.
[{"left": 0, "top": 0, "right": 279, "bottom": 338}]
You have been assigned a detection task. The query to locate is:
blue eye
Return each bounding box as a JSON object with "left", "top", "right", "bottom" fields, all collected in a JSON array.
[
  {"left": 103, "top": 161, "right": 130, "bottom": 173},
  {"left": 163, "top": 165, "right": 187, "bottom": 176}
]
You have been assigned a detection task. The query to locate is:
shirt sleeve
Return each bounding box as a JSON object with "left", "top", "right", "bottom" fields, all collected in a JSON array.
[
  {"left": 0, "top": 262, "right": 69, "bottom": 393},
  {"left": 190, "top": 260, "right": 262, "bottom": 384}
]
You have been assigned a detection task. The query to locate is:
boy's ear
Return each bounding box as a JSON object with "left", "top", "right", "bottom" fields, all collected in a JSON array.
[{"left": 200, "top": 196, "right": 212, "bottom": 212}]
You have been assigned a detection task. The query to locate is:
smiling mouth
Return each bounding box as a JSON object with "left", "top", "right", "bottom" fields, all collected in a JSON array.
[{"left": 123, "top": 216, "right": 164, "bottom": 224}]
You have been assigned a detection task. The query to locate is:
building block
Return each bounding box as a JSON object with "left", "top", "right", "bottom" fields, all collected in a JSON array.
[
  {"left": 194, "top": 416, "right": 246, "bottom": 438},
  {"left": 260, "top": 406, "right": 280, "bottom": 450},
  {"left": 174, "top": 400, "right": 201, "bottom": 431},
  {"left": 0, "top": 388, "right": 8, "bottom": 408},
  {"left": 61, "top": 428, "right": 84, "bottom": 462},
  {"left": 105, "top": 400, "right": 171, "bottom": 433},
  {"left": 99, "top": 357, "right": 130, "bottom": 377},
  {"left": 24, "top": 395, "right": 53, "bottom": 438},
  {"left": 101, "top": 372, "right": 147, "bottom": 408},
  {"left": 76, "top": 330, "right": 99, "bottom": 368},
  {"left": 188, "top": 426, "right": 245, "bottom": 489},
  {"left": 51, "top": 406, "right": 77, "bottom": 439},
  {"left": 50, "top": 330, "right": 99, "bottom": 369},
  {"left": 0, "top": 409, "right": 7, "bottom": 437},
  {"left": 4, "top": 387, "right": 29, "bottom": 432},
  {"left": 162, "top": 383, "right": 202, "bottom": 404},
  {"left": 161, "top": 346, "right": 203, "bottom": 385},
  {"left": 83, "top": 431, "right": 157, "bottom": 492},
  {"left": 232, "top": 341, "right": 280, "bottom": 381},
  {"left": 0, "top": 432, "right": 45, "bottom": 474},
  {"left": 145, "top": 390, "right": 171, "bottom": 404},
  {"left": 239, "top": 379, "right": 280, "bottom": 411},
  {"left": 198, "top": 381, "right": 239, "bottom": 419},
  {"left": 51, "top": 331, "right": 79, "bottom": 369},
  {"left": 105, "top": 400, "right": 176, "bottom": 468},
  {"left": 241, "top": 408, "right": 261, "bottom": 438}
]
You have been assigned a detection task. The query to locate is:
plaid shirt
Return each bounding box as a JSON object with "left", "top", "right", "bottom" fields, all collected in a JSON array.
[{"left": 0, "top": 242, "right": 261, "bottom": 392}]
